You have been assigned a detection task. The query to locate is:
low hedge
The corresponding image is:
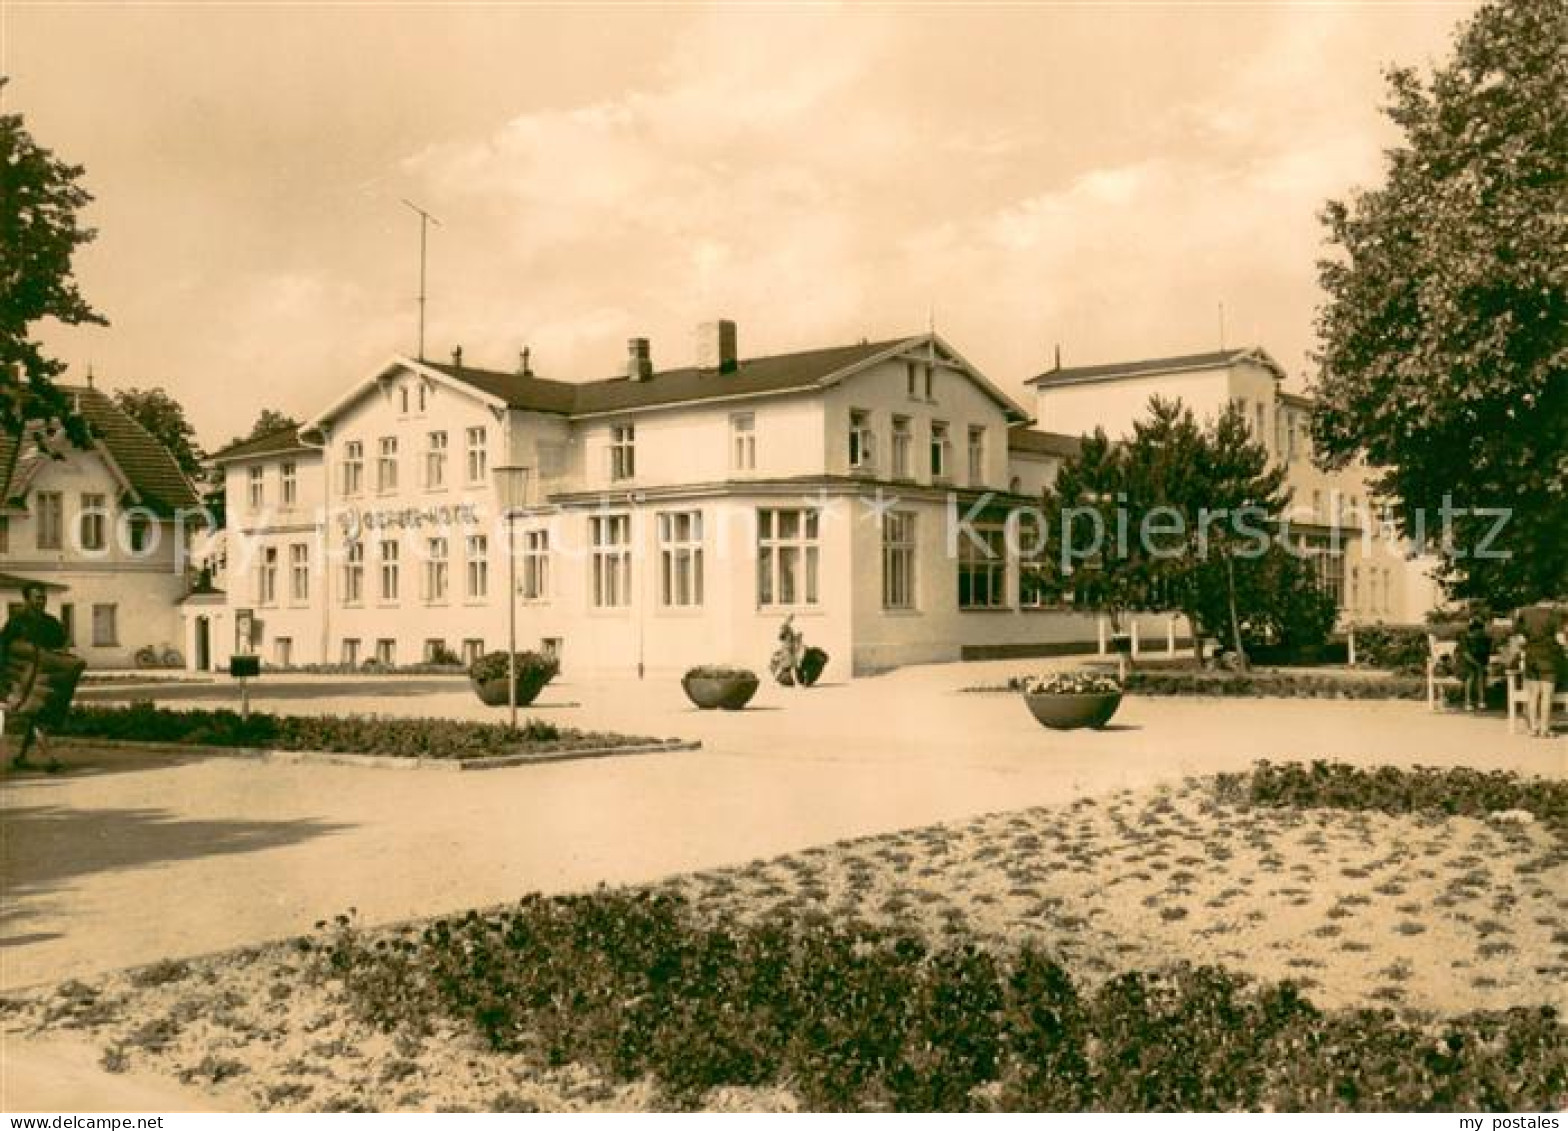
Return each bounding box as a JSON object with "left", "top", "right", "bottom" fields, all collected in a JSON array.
[
  {"left": 1217, "top": 760, "right": 1568, "bottom": 838},
  {"left": 53, "top": 702, "right": 663, "bottom": 760},
  {"left": 304, "top": 890, "right": 1567, "bottom": 1112},
  {"left": 1123, "top": 670, "right": 1429, "bottom": 700}
]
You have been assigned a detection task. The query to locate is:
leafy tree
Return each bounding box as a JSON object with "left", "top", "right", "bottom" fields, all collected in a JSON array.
[
  {"left": 220, "top": 407, "right": 300, "bottom": 453},
  {"left": 1, "top": 77, "right": 105, "bottom": 446},
  {"left": 1039, "top": 397, "right": 1311, "bottom": 665},
  {"left": 1312, "top": 0, "right": 1567, "bottom": 607},
  {"left": 112, "top": 386, "right": 205, "bottom": 481}
]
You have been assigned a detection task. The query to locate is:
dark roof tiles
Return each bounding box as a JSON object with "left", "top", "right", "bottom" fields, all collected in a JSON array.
[{"left": 1028, "top": 347, "right": 1281, "bottom": 387}]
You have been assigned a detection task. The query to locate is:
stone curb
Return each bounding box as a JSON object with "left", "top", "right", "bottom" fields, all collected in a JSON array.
[{"left": 41, "top": 736, "right": 700, "bottom": 771}]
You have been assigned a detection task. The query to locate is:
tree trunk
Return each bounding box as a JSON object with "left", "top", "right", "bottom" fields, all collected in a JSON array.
[{"left": 1224, "top": 555, "right": 1250, "bottom": 671}]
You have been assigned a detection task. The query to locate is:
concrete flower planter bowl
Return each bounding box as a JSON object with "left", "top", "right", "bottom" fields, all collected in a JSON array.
[
  {"left": 471, "top": 672, "right": 554, "bottom": 709},
  {"left": 1023, "top": 690, "right": 1123, "bottom": 730},
  {"left": 682, "top": 670, "right": 761, "bottom": 710}
]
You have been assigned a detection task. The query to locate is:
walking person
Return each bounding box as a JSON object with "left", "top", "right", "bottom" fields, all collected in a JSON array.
[
  {"left": 1514, "top": 600, "right": 1565, "bottom": 738},
  {"left": 1457, "top": 616, "right": 1492, "bottom": 712},
  {"left": 1, "top": 582, "right": 70, "bottom": 770}
]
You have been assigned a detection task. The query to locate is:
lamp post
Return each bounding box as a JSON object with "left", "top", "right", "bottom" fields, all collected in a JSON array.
[{"left": 493, "top": 465, "right": 531, "bottom": 730}]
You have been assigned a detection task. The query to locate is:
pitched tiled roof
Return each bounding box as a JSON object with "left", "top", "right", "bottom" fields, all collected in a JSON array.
[
  {"left": 1007, "top": 427, "right": 1083, "bottom": 459},
  {"left": 1, "top": 387, "right": 201, "bottom": 516},
  {"left": 425, "top": 338, "right": 912, "bottom": 417},
  {"left": 209, "top": 426, "right": 311, "bottom": 464},
  {"left": 1028, "top": 347, "right": 1283, "bottom": 387}
]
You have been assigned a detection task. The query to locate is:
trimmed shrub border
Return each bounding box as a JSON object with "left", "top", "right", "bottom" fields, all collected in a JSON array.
[
  {"left": 43, "top": 704, "right": 695, "bottom": 769},
  {"left": 961, "top": 670, "right": 1430, "bottom": 700},
  {"left": 43, "top": 735, "right": 699, "bottom": 771}
]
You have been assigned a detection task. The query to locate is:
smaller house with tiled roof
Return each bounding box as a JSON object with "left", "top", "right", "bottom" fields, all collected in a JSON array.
[{"left": 1, "top": 384, "right": 204, "bottom": 667}]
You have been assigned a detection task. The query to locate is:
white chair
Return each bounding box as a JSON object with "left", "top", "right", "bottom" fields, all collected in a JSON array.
[
  {"left": 1426, "top": 634, "right": 1457, "bottom": 711},
  {"left": 1507, "top": 668, "right": 1568, "bottom": 734}
]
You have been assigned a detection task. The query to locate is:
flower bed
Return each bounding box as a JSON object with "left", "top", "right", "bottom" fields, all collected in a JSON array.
[
  {"left": 52, "top": 702, "right": 664, "bottom": 762},
  {"left": 1217, "top": 760, "right": 1568, "bottom": 838},
  {"left": 303, "top": 889, "right": 1566, "bottom": 1112}
]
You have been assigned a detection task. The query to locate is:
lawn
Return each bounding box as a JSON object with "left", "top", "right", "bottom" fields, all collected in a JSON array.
[{"left": 2, "top": 764, "right": 1563, "bottom": 1111}]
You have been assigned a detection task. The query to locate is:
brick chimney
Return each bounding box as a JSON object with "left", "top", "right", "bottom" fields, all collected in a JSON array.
[
  {"left": 696, "top": 320, "right": 738, "bottom": 373},
  {"left": 626, "top": 337, "right": 653, "bottom": 381}
]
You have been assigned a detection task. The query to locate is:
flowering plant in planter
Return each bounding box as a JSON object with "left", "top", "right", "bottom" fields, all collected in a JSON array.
[
  {"left": 468, "top": 651, "right": 560, "bottom": 708},
  {"left": 1018, "top": 672, "right": 1123, "bottom": 696},
  {"left": 683, "top": 665, "right": 757, "bottom": 680}
]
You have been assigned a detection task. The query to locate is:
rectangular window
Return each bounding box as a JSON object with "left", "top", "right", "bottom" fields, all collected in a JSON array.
[
  {"left": 379, "top": 539, "right": 400, "bottom": 601},
  {"left": 341, "top": 638, "right": 360, "bottom": 666},
  {"left": 882, "top": 511, "right": 916, "bottom": 610},
  {"left": 930, "top": 422, "right": 952, "bottom": 479},
  {"left": 127, "top": 516, "right": 149, "bottom": 553},
  {"left": 281, "top": 462, "right": 297, "bottom": 506},
  {"left": 924, "top": 363, "right": 934, "bottom": 401},
  {"left": 424, "top": 536, "right": 449, "bottom": 602},
  {"left": 891, "top": 416, "right": 912, "bottom": 479},
  {"left": 465, "top": 426, "right": 487, "bottom": 483},
  {"left": 1299, "top": 534, "right": 1346, "bottom": 610},
  {"left": 425, "top": 431, "right": 448, "bottom": 489},
  {"left": 757, "top": 508, "right": 820, "bottom": 607},
  {"left": 289, "top": 543, "right": 310, "bottom": 602},
  {"left": 342, "top": 541, "right": 364, "bottom": 605},
  {"left": 258, "top": 546, "right": 278, "bottom": 605},
  {"left": 378, "top": 437, "right": 398, "bottom": 492},
  {"left": 0, "top": 515, "right": 9, "bottom": 553},
  {"left": 609, "top": 424, "right": 636, "bottom": 482},
  {"left": 521, "top": 529, "right": 550, "bottom": 601},
  {"left": 35, "top": 492, "right": 63, "bottom": 550},
  {"left": 274, "top": 637, "right": 293, "bottom": 667},
  {"left": 59, "top": 603, "right": 75, "bottom": 646},
  {"left": 958, "top": 524, "right": 1007, "bottom": 609},
  {"left": 247, "top": 467, "right": 264, "bottom": 510},
  {"left": 423, "top": 638, "right": 447, "bottom": 663},
  {"left": 659, "top": 510, "right": 704, "bottom": 608},
  {"left": 376, "top": 638, "right": 395, "bottom": 666},
  {"left": 342, "top": 441, "right": 364, "bottom": 496},
  {"left": 461, "top": 638, "right": 484, "bottom": 665},
  {"left": 730, "top": 412, "right": 756, "bottom": 471},
  {"left": 848, "top": 409, "right": 875, "bottom": 471},
  {"left": 967, "top": 426, "right": 986, "bottom": 485},
  {"left": 590, "top": 514, "right": 632, "bottom": 608},
  {"left": 906, "top": 361, "right": 918, "bottom": 399},
  {"left": 1016, "top": 513, "right": 1061, "bottom": 609},
  {"left": 91, "top": 603, "right": 118, "bottom": 647},
  {"left": 79, "top": 493, "right": 107, "bottom": 551},
  {"left": 465, "top": 534, "right": 488, "bottom": 598}
]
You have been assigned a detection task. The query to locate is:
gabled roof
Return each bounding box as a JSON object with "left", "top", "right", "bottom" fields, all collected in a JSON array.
[
  {"left": 209, "top": 425, "right": 311, "bottom": 465},
  {"left": 1, "top": 386, "right": 201, "bottom": 517},
  {"left": 1027, "top": 347, "right": 1286, "bottom": 388},
  {"left": 1007, "top": 427, "right": 1083, "bottom": 459},
  {"left": 308, "top": 333, "right": 1032, "bottom": 428}
]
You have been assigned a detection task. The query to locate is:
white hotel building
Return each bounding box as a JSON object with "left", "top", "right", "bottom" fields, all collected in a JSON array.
[{"left": 193, "top": 326, "right": 1437, "bottom": 677}]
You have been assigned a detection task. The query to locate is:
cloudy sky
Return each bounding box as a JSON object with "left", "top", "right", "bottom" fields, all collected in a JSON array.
[{"left": 6, "top": 1, "right": 1473, "bottom": 449}]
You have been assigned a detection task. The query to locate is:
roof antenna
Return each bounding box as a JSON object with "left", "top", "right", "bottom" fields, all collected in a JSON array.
[
  {"left": 85, "top": 362, "right": 95, "bottom": 389},
  {"left": 401, "top": 199, "right": 441, "bottom": 361}
]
